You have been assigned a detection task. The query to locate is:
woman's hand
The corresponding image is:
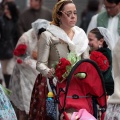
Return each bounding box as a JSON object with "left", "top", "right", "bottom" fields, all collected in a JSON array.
[
  {"left": 32, "top": 51, "right": 37, "bottom": 60},
  {"left": 47, "top": 68, "right": 55, "bottom": 78}
]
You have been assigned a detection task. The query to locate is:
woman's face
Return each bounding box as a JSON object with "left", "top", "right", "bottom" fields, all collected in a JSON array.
[
  {"left": 88, "top": 32, "right": 103, "bottom": 51},
  {"left": 4, "top": 5, "right": 10, "bottom": 16},
  {"left": 59, "top": 3, "right": 77, "bottom": 29}
]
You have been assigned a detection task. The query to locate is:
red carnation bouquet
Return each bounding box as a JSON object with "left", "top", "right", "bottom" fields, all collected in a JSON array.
[
  {"left": 55, "top": 58, "right": 71, "bottom": 82},
  {"left": 13, "top": 44, "right": 27, "bottom": 64},
  {"left": 53, "top": 52, "right": 86, "bottom": 83},
  {"left": 90, "top": 51, "right": 109, "bottom": 71}
]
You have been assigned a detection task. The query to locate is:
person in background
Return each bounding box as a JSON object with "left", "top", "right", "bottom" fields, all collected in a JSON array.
[
  {"left": 104, "top": 38, "right": 120, "bottom": 119},
  {"left": 80, "top": 0, "right": 100, "bottom": 32},
  {"left": 87, "top": 0, "right": 120, "bottom": 49},
  {"left": 28, "top": 0, "right": 89, "bottom": 119},
  {"left": 9, "top": 19, "right": 49, "bottom": 120},
  {"left": 18, "top": 0, "right": 52, "bottom": 36},
  {"left": 0, "top": 1, "right": 19, "bottom": 88}
]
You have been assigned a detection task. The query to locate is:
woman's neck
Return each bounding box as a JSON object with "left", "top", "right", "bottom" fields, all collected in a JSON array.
[
  {"left": 66, "top": 30, "right": 74, "bottom": 40},
  {"left": 60, "top": 26, "right": 74, "bottom": 40},
  {"left": 65, "top": 29, "right": 73, "bottom": 35}
]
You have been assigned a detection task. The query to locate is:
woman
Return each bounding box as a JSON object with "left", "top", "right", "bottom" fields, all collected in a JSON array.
[
  {"left": 104, "top": 37, "right": 120, "bottom": 119},
  {"left": 0, "top": 1, "right": 19, "bottom": 88},
  {"left": 9, "top": 19, "right": 49, "bottom": 120},
  {"left": 28, "top": 0, "right": 89, "bottom": 120},
  {"left": 88, "top": 27, "right": 114, "bottom": 95}
]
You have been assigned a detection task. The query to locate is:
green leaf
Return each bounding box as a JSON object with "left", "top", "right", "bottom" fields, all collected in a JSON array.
[
  {"left": 67, "top": 52, "right": 81, "bottom": 67},
  {"left": 0, "top": 85, "right": 12, "bottom": 97}
]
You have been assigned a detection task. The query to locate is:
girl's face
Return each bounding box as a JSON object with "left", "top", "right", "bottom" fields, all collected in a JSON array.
[
  {"left": 88, "top": 32, "right": 103, "bottom": 51},
  {"left": 59, "top": 3, "right": 77, "bottom": 29}
]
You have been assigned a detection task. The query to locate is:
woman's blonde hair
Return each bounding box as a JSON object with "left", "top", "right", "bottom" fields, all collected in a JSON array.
[{"left": 51, "top": 0, "right": 73, "bottom": 26}]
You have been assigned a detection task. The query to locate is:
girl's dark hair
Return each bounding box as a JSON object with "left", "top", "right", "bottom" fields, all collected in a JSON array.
[
  {"left": 106, "top": 0, "right": 120, "bottom": 4},
  {"left": 4, "top": 2, "right": 19, "bottom": 22},
  {"left": 90, "top": 28, "right": 108, "bottom": 48}
]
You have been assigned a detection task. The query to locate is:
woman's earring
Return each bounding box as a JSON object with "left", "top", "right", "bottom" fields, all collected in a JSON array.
[
  {"left": 99, "top": 44, "right": 102, "bottom": 48},
  {"left": 59, "top": 19, "right": 62, "bottom": 25}
]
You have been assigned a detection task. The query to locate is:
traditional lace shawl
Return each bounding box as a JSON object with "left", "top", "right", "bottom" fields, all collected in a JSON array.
[{"left": 47, "top": 24, "right": 88, "bottom": 56}]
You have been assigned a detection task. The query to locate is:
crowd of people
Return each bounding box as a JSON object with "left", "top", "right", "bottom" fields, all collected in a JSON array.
[{"left": 0, "top": 0, "right": 120, "bottom": 120}]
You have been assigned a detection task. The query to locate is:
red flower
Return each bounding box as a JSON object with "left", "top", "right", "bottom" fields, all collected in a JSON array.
[
  {"left": 13, "top": 44, "right": 27, "bottom": 56},
  {"left": 55, "top": 58, "right": 71, "bottom": 82},
  {"left": 17, "top": 58, "right": 23, "bottom": 64},
  {"left": 90, "top": 51, "right": 109, "bottom": 71}
]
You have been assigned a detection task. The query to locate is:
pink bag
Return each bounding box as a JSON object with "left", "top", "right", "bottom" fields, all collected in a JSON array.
[{"left": 71, "top": 109, "right": 97, "bottom": 120}]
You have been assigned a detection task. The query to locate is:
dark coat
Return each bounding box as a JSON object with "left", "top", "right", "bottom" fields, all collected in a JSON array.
[
  {"left": 0, "top": 15, "right": 19, "bottom": 59},
  {"left": 97, "top": 47, "right": 114, "bottom": 95}
]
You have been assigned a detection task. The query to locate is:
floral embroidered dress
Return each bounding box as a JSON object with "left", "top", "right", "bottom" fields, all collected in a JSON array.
[{"left": 0, "top": 85, "right": 17, "bottom": 120}]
